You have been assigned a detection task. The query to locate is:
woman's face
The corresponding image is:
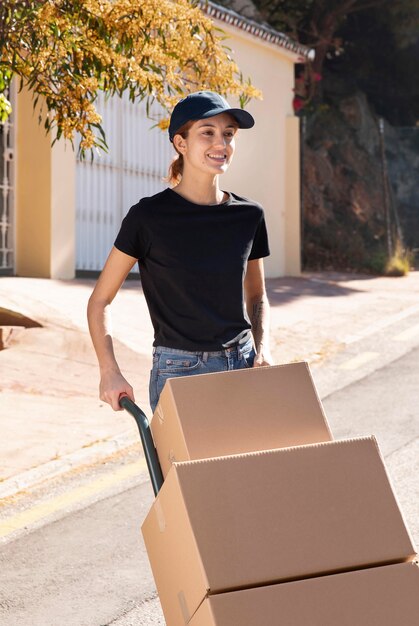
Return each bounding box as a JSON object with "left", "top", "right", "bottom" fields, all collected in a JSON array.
[{"left": 174, "top": 112, "right": 237, "bottom": 177}]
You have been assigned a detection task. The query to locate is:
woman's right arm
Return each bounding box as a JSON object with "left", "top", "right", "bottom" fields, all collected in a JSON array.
[{"left": 87, "top": 246, "right": 138, "bottom": 411}]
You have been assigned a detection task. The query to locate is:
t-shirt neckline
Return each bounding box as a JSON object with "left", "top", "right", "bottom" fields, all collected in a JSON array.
[{"left": 166, "top": 187, "right": 232, "bottom": 207}]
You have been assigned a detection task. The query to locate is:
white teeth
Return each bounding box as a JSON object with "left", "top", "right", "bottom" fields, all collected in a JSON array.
[{"left": 208, "top": 154, "right": 226, "bottom": 159}]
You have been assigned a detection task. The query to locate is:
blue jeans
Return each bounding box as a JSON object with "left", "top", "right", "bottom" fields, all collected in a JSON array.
[{"left": 149, "top": 334, "right": 256, "bottom": 412}]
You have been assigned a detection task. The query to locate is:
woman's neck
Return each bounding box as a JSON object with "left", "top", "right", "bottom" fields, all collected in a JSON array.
[{"left": 173, "top": 174, "right": 226, "bottom": 205}]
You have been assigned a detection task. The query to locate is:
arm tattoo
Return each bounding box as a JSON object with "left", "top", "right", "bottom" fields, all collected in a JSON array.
[
  {"left": 250, "top": 296, "right": 270, "bottom": 354},
  {"left": 252, "top": 300, "right": 264, "bottom": 338}
]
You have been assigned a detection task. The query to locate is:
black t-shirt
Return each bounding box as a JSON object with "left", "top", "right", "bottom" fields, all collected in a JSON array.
[{"left": 114, "top": 188, "right": 270, "bottom": 350}]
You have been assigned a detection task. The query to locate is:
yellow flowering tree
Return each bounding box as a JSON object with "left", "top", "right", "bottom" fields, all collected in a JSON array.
[{"left": 0, "top": 0, "right": 260, "bottom": 154}]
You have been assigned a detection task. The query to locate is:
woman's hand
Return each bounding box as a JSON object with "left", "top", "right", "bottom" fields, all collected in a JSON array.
[
  {"left": 99, "top": 369, "right": 135, "bottom": 411},
  {"left": 253, "top": 348, "right": 274, "bottom": 368}
]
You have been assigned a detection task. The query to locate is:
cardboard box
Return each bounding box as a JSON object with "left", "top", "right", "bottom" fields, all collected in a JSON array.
[
  {"left": 151, "top": 362, "right": 332, "bottom": 477},
  {"left": 189, "top": 562, "right": 419, "bottom": 626},
  {"left": 141, "top": 437, "right": 416, "bottom": 626}
]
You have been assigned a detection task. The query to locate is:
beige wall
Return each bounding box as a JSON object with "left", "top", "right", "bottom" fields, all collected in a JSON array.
[
  {"left": 219, "top": 27, "right": 301, "bottom": 277},
  {"left": 16, "top": 88, "right": 75, "bottom": 278}
]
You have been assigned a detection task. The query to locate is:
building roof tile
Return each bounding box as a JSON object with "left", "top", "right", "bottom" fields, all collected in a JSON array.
[{"left": 201, "top": 1, "right": 314, "bottom": 61}]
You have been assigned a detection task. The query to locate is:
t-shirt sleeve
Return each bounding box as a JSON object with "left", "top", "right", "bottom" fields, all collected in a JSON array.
[
  {"left": 248, "top": 212, "right": 270, "bottom": 260},
  {"left": 114, "top": 202, "right": 149, "bottom": 261}
]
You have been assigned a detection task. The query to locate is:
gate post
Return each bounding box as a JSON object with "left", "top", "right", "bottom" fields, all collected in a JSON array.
[{"left": 15, "top": 87, "right": 76, "bottom": 279}]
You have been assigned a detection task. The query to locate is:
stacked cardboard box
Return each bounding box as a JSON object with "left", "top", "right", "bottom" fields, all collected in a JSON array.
[
  {"left": 189, "top": 563, "right": 419, "bottom": 626},
  {"left": 141, "top": 363, "right": 418, "bottom": 625},
  {"left": 150, "top": 362, "right": 332, "bottom": 477}
]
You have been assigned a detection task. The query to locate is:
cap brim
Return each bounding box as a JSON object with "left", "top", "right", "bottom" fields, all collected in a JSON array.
[{"left": 200, "top": 107, "right": 255, "bottom": 129}]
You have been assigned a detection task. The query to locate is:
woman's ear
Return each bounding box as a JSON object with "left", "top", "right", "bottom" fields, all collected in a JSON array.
[{"left": 173, "top": 134, "right": 186, "bottom": 155}]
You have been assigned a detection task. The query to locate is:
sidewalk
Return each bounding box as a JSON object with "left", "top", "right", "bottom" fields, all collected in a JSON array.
[{"left": 1, "top": 270, "right": 419, "bottom": 498}]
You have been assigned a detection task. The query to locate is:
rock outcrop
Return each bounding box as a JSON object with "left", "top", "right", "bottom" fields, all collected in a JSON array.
[{"left": 302, "top": 91, "right": 418, "bottom": 272}]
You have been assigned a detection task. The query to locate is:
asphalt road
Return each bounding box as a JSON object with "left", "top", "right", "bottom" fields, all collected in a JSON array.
[
  {"left": 0, "top": 347, "right": 418, "bottom": 626},
  {"left": 0, "top": 468, "right": 158, "bottom": 626}
]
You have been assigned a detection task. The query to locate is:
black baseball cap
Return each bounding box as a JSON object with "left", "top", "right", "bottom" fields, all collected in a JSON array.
[{"left": 168, "top": 91, "right": 255, "bottom": 142}]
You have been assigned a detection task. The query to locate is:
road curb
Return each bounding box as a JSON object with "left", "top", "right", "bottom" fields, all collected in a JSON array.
[{"left": 0, "top": 430, "right": 141, "bottom": 500}]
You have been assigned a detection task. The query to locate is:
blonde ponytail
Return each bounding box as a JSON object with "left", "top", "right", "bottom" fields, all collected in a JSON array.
[{"left": 167, "top": 154, "right": 184, "bottom": 186}]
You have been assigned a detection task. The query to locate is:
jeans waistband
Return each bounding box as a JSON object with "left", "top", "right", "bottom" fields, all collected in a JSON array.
[{"left": 153, "top": 332, "right": 254, "bottom": 359}]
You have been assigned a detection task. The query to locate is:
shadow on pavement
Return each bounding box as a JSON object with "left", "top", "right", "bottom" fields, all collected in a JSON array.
[{"left": 266, "top": 273, "right": 372, "bottom": 307}]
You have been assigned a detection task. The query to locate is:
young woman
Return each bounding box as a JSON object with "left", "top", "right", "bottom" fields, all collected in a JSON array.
[{"left": 87, "top": 91, "right": 273, "bottom": 413}]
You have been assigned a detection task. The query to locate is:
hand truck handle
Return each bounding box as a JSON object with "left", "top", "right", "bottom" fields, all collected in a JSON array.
[{"left": 119, "top": 394, "right": 164, "bottom": 496}]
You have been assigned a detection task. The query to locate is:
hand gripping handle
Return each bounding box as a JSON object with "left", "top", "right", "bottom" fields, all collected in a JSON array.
[{"left": 119, "top": 394, "right": 164, "bottom": 496}]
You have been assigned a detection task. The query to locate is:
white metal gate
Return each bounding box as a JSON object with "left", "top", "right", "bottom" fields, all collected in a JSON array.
[
  {"left": 0, "top": 86, "right": 15, "bottom": 274},
  {"left": 76, "top": 92, "right": 174, "bottom": 272}
]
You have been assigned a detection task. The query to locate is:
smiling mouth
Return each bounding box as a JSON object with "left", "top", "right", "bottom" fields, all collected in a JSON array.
[{"left": 207, "top": 153, "right": 227, "bottom": 162}]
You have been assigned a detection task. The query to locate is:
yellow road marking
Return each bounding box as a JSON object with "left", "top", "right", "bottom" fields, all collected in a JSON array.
[
  {"left": 0, "top": 459, "right": 148, "bottom": 540},
  {"left": 393, "top": 324, "right": 419, "bottom": 342},
  {"left": 339, "top": 352, "right": 380, "bottom": 370}
]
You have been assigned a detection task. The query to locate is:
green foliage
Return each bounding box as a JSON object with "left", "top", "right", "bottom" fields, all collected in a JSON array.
[
  {"left": 366, "top": 244, "right": 413, "bottom": 277},
  {"left": 0, "top": 0, "right": 260, "bottom": 154},
  {"left": 0, "top": 67, "right": 12, "bottom": 121},
  {"left": 384, "top": 243, "right": 413, "bottom": 276},
  {"left": 0, "top": 92, "right": 11, "bottom": 122}
]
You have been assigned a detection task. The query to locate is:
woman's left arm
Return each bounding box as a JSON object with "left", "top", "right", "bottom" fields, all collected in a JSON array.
[{"left": 244, "top": 258, "right": 274, "bottom": 367}]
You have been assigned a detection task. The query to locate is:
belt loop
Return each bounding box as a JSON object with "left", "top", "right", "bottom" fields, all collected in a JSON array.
[{"left": 203, "top": 352, "right": 208, "bottom": 362}]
